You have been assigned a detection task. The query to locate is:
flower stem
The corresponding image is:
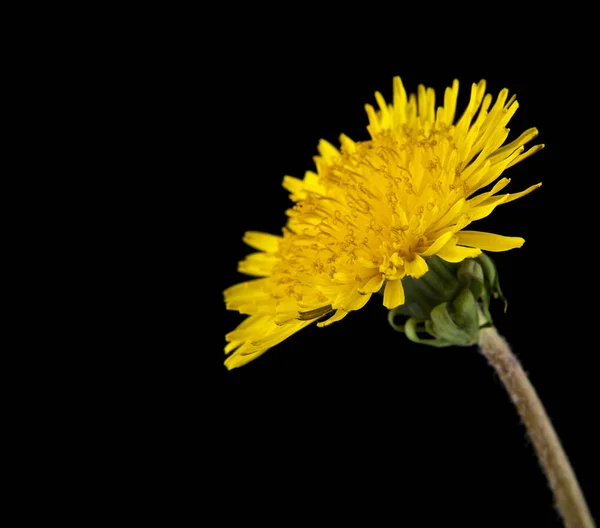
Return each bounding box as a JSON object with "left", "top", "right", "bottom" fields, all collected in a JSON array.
[{"left": 478, "top": 326, "right": 595, "bottom": 528}]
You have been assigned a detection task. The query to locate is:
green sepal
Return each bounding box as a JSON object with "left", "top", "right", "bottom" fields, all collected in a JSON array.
[
  {"left": 387, "top": 312, "right": 454, "bottom": 347},
  {"left": 388, "top": 252, "right": 508, "bottom": 348},
  {"left": 476, "top": 252, "right": 507, "bottom": 313},
  {"left": 427, "top": 288, "right": 479, "bottom": 346},
  {"left": 457, "top": 258, "right": 485, "bottom": 300},
  {"left": 450, "top": 287, "right": 480, "bottom": 343}
]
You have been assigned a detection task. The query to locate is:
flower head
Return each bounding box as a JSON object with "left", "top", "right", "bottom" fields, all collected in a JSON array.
[{"left": 224, "top": 77, "right": 542, "bottom": 369}]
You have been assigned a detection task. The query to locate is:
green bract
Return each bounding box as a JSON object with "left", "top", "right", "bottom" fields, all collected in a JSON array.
[{"left": 388, "top": 253, "right": 506, "bottom": 347}]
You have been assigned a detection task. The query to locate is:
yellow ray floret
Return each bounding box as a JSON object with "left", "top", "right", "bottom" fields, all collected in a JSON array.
[{"left": 224, "top": 76, "right": 543, "bottom": 369}]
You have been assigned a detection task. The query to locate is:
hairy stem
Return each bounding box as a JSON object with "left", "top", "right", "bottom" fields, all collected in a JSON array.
[{"left": 478, "top": 326, "right": 595, "bottom": 528}]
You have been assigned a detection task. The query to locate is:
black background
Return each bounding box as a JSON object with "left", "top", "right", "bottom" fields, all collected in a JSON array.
[
  {"left": 200, "top": 22, "right": 597, "bottom": 527},
  {"left": 16, "top": 9, "right": 597, "bottom": 527}
]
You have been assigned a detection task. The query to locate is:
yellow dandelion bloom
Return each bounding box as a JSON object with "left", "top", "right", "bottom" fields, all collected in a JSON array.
[{"left": 224, "top": 77, "right": 543, "bottom": 369}]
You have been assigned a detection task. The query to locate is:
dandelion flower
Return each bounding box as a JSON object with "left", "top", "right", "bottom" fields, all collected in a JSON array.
[{"left": 224, "top": 77, "right": 542, "bottom": 369}]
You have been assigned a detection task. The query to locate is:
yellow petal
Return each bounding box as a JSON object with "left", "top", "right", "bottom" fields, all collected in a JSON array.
[
  {"left": 383, "top": 279, "right": 405, "bottom": 309},
  {"left": 224, "top": 279, "right": 269, "bottom": 305},
  {"left": 283, "top": 171, "right": 326, "bottom": 200},
  {"left": 225, "top": 315, "right": 269, "bottom": 342},
  {"left": 506, "top": 144, "right": 545, "bottom": 168},
  {"left": 282, "top": 176, "right": 306, "bottom": 200},
  {"left": 437, "top": 238, "right": 481, "bottom": 263},
  {"left": 365, "top": 104, "right": 381, "bottom": 134},
  {"left": 468, "top": 194, "right": 508, "bottom": 222},
  {"left": 225, "top": 319, "right": 314, "bottom": 369},
  {"left": 502, "top": 182, "right": 542, "bottom": 204},
  {"left": 467, "top": 178, "right": 511, "bottom": 207},
  {"left": 250, "top": 320, "right": 312, "bottom": 348},
  {"left": 317, "top": 309, "right": 349, "bottom": 328},
  {"left": 225, "top": 340, "right": 242, "bottom": 354},
  {"left": 243, "top": 231, "right": 281, "bottom": 253},
  {"left": 273, "top": 312, "right": 299, "bottom": 325},
  {"left": 335, "top": 286, "right": 372, "bottom": 310},
  {"left": 375, "top": 91, "right": 391, "bottom": 124},
  {"left": 357, "top": 257, "right": 381, "bottom": 269},
  {"left": 393, "top": 76, "right": 408, "bottom": 122},
  {"left": 302, "top": 171, "right": 326, "bottom": 194},
  {"left": 487, "top": 128, "right": 539, "bottom": 165},
  {"left": 238, "top": 253, "right": 279, "bottom": 277},
  {"left": 345, "top": 292, "right": 372, "bottom": 311},
  {"left": 404, "top": 254, "right": 429, "bottom": 278},
  {"left": 428, "top": 198, "right": 466, "bottom": 233},
  {"left": 339, "top": 133, "right": 357, "bottom": 154},
  {"left": 457, "top": 231, "right": 525, "bottom": 251},
  {"left": 225, "top": 346, "right": 269, "bottom": 370},
  {"left": 420, "top": 232, "right": 454, "bottom": 257},
  {"left": 235, "top": 300, "right": 277, "bottom": 316},
  {"left": 317, "top": 139, "right": 340, "bottom": 161},
  {"left": 360, "top": 273, "right": 384, "bottom": 293}
]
